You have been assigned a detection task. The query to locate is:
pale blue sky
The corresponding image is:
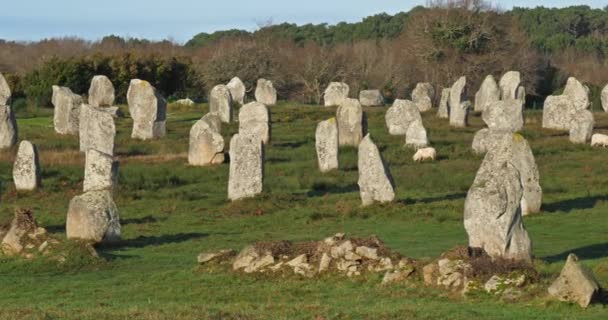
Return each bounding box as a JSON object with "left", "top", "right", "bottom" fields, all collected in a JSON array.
[{"left": 0, "top": 0, "right": 604, "bottom": 43}]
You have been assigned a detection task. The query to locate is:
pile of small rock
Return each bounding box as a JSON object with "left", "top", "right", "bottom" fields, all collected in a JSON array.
[{"left": 0, "top": 209, "right": 60, "bottom": 259}]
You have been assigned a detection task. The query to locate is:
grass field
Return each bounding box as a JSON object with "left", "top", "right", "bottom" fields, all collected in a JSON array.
[{"left": 0, "top": 102, "right": 607, "bottom": 319}]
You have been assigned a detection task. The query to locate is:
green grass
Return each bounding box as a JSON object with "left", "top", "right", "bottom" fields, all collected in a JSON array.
[{"left": 0, "top": 102, "right": 607, "bottom": 319}]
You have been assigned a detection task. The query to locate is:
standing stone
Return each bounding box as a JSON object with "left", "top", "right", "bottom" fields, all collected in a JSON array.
[
  {"left": 516, "top": 86, "right": 526, "bottom": 104},
  {"left": 188, "top": 114, "right": 225, "bottom": 166},
  {"left": 12, "top": 141, "right": 40, "bottom": 191},
  {"left": 52, "top": 86, "right": 82, "bottom": 135},
  {"left": 472, "top": 128, "right": 508, "bottom": 155},
  {"left": 227, "top": 77, "right": 246, "bottom": 105},
  {"left": 412, "top": 82, "right": 435, "bottom": 112},
  {"left": 83, "top": 149, "right": 118, "bottom": 193},
  {"left": 239, "top": 102, "right": 270, "bottom": 144},
  {"left": 255, "top": 79, "right": 277, "bottom": 106},
  {"left": 542, "top": 95, "right": 576, "bottom": 130},
  {"left": 357, "top": 134, "right": 395, "bottom": 206},
  {"left": 449, "top": 77, "right": 469, "bottom": 127},
  {"left": 482, "top": 99, "right": 524, "bottom": 132},
  {"left": 79, "top": 104, "right": 116, "bottom": 155},
  {"left": 0, "top": 73, "right": 11, "bottom": 105},
  {"left": 405, "top": 120, "right": 429, "bottom": 149},
  {"left": 474, "top": 75, "right": 500, "bottom": 112},
  {"left": 66, "top": 190, "right": 121, "bottom": 244},
  {"left": 210, "top": 84, "right": 233, "bottom": 123},
  {"left": 601, "top": 84, "right": 608, "bottom": 112},
  {"left": 548, "top": 254, "right": 601, "bottom": 308},
  {"left": 0, "top": 105, "right": 17, "bottom": 149},
  {"left": 569, "top": 110, "right": 594, "bottom": 144},
  {"left": 437, "top": 88, "right": 450, "bottom": 119},
  {"left": 464, "top": 160, "right": 532, "bottom": 262},
  {"left": 385, "top": 99, "right": 420, "bottom": 135},
  {"left": 228, "top": 134, "right": 264, "bottom": 201},
  {"left": 324, "top": 82, "right": 350, "bottom": 107},
  {"left": 127, "top": 79, "right": 167, "bottom": 140},
  {"left": 336, "top": 98, "right": 364, "bottom": 146},
  {"left": 315, "top": 118, "right": 339, "bottom": 172},
  {"left": 563, "top": 77, "right": 590, "bottom": 111},
  {"left": 88, "top": 75, "right": 115, "bottom": 107},
  {"left": 359, "top": 90, "right": 384, "bottom": 107},
  {"left": 498, "top": 71, "right": 521, "bottom": 100}
]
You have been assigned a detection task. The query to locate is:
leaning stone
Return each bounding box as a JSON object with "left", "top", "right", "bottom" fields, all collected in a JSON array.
[
  {"left": 210, "top": 84, "right": 234, "bottom": 123},
  {"left": 563, "top": 77, "right": 590, "bottom": 111},
  {"left": 464, "top": 155, "right": 532, "bottom": 262},
  {"left": 239, "top": 102, "right": 270, "bottom": 144},
  {"left": 474, "top": 75, "right": 500, "bottom": 112},
  {"left": 228, "top": 134, "right": 264, "bottom": 201},
  {"left": 315, "top": 118, "right": 339, "bottom": 172},
  {"left": 482, "top": 99, "right": 524, "bottom": 132},
  {"left": 52, "top": 86, "right": 82, "bottom": 135},
  {"left": 336, "top": 98, "right": 364, "bottom": 146},
  {"left": 12, "top": 141, "right": 41, "bottom": 191},
  {"left": 499, "top": 71, "right": 521, "bottom": 100},
  {"left": 548, "top": 254, "right": 601, "bottom": 308},
  {"left": 66, "top": 190, "right": 121, "bottom": 244},
  {"left": 359, "top": 89, "right": 384, "bottom": 106},
  {"left": 79, "top": 104, "right": 116, "bottom": 155},
  {"left": 188, "top": 115, "right": 225, "bottom": 166},
  {"left": 569, "top": 110, "right": 594, "bottom": 144},
  {"left": 601, "top": 84, "right": 608, "bottom": 112},
  {"left": 88, "top": 75, "right": 115, "bottom": 107},
  {"left": 0, "top": 105, "right": 17, "bottom": 149},
  {"left": 405, "top": 120, "right": 429, "bottom": 149},
  {"left": 227, "top": 77, "right": 246, "bottom": 105},
  {"left": 0, "top": 73, "right": 10, "bottom": 105},
  {"left": 357, "top": 134, "right": 395, "bottom": 206},
  {"left": 1, "top": 209, "right": 38, "bottom": 255},
  {"left": 83, "top": 149, "right": 118, "bottom": 193},
  {"left": 449, "top": 77, "right": 469, "bottom": 127},
  {"left": 127, "top": 79, "right": 167, "bottom": 140},
  {"left": 412, "top": 82, "right": 435, "bottom": 112},
  {"left": 437, "top": 88, "right": 450, "bottom": 119},
  {"left": 542, "top": 95, "right": 577, "bottom": 130},
  {"left": 324, "top": 82, "right": 349, "bottom": 107},
  {"left": 255, "top": 79, "right": 277, "bottom": 106}
]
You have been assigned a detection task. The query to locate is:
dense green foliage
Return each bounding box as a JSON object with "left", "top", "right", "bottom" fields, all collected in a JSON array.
[{"left": 0, "top": 104, "right": 606, "bottom": 318}]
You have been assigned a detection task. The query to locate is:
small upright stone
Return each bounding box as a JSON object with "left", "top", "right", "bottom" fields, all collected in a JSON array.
[
  {"left": 315, "top": 118, "right": 339, "bottom": 172},
  {"left": 324, "top": 82, "right": 349, "bottom": 107},
  {"left": 357, "top": 134, "right": 395, "bottom": 206},
  {"left": 239, "top": 102, "right": 270, "bottom": 144},
  {"left": 83, "top": 149, "right": 118, "bottom": 193},
  {"left": 12, "top": 141, "right": 40, "bottom": 191},
  {"left": 437, "top": 88, "right": 450, "bottom": 119},
  {"left": 563, "top": 77, "right": 590, "bottom": 111},
  {"left": 498, "top": 71, "right": 521, "bottom": 100},
  {"left": 548, "top": 254, "right": 601, "bottom": 308},
  {"left": 88, "top": 75, "right": 115, "bottom": 107},
  {"left": 228, "top": 134, "right": 264, "bottom": 201},
  {"left": 79, "top": 104, "right": 116, "bottom": 155},
  {"left": 0, "top": 73, "right": 11, "bottom": 105},
  {"left": 405, "top": 120, "right": 429, "bottom": 149},
  {"left": 569, "top": 110, "right": 594, "bottom": 144},
  {"left": 601, "top": 84, "right": 608, "bottom": 112},
  {"left": 52, "top": 86, "right": 82, "bottom": 135},
  {"left": 385, "top": 99, "right": 420, "bottom": 135},
  {"left": 127, "top": 79, "right": 167, "bottom": 140},
  {"left": 412, "top": 82, "right": 435, "bottom": 112},
  {"left": 227, "top": 77, "right": 246, "bottom": 105},
  {"left": 449, "top": 77, "right": 469, "bottom": 127},
  {"left": 188, "top": 114, "right": 225, "bottom": 166},
  {"left": 359, "top": 90, "right": 384, "bottom": 107},
  {"left": 209, "top": 84, "right": 233, "bottom": 123},
  {"left": 336, "top": 98, "right": 364, "bottom": 146},
  {"left": 474, "top": 75, "right": 500, "bottom": 112},
  {"left": 0, "top": 105, "right": 17, "bottom": 149},
  {"left": 542, "top": 95, "right": 576, "bottom": 130},
  {"left": 255, "top": 79, "right": 277, "bottom": 106},
  {"left": 66, "top": 190, "right": 121, "bottom": 244},
  {"left": 482, "top": 99, "right": 524, "bottom": 132}
]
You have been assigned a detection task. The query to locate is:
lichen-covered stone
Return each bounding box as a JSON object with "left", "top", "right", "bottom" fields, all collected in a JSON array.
[
  {"left": 315, "top": 118, "right": 339, "bottom": 172},
  {"left": 359, "top": 90, "right": 384, "bottom": 107},
  {"left": 357, "top": 134, "right": 395, "bottom": 206},
  {"left": 0, "top": 73, "right": 11, "bottom": 105},
  {"left": 405, "top": 120, "right": 429, "bottom": 149},
  {"left": 88, "top": 75, "right": 115, "bottom": 107},
  {"left": 0, "top": 105, "right": 17, "bottom": 149},
  {"left": 127, "top": 79, "right": 166, "bottom": 140},
  {"left": 52, "top": 86, "right": 82, "bottom": 135},
  {"left": 449, "top": 77, "right": 469, "bottom": 127},
  {"left": 227, "top": 77, "right": 246, "bottom": 105},
  {"left": 336, "top": 98, "right": 364, "bottom": 146},
  {"left": 324, "top": 82, "right": 349, "bottom": 107},
  {"left": 474, "top": 75, "right": 500, "bottom": 112},
  {"left": 255, "top": 79, "right": 277, "bottom": 106},
  {"left": 542, "top": 95, "right": 576, "bottom": 130},
  {"left": 79, "top": 104, "right": 116, "bottom": 155},
  {"left": 12, "top": 140, "right": 40, "bottom": 191},
  {"left": 499, "top": 71, "right": 521, "bottom": 100},
  {"left": 482, "top": 99, "right": 524, "bottom": 132},
  {"left": 83, "top": 149, "right": 118, "bottom": 193},
  {"left": 210, "top": 84, "right": 234, "bottom": 123},
  {"left": 228, "top": 134, "right": 264, "bottom": 201},
  {"left": 188, "top": 114, "right": 225, "bottom": 166},
  {"left": 385, "top": 99, "right": 421, "bottom": 135},
  {"left": 437, "top": 88, "right": 450, "bottom": 119},
  {"left": 569, "top": 110, "right": 594, "bottom": 144},
  {"left": 548, "top": 254, "right": 601, "bottom": 308},
  {"left": 563, "top": 77, "right": 590, "bottom": 111},
  {"left": 239, "top": 102, "right": 270, "bottom": 144},
  {"left": 412, "top": 82, "right": 435, "bottom": 112},
  {"left": 66, "top": 190, "right": 121, "bottom": 244}
]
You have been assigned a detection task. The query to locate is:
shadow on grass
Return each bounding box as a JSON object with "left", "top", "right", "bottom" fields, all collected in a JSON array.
[
  {"left": 542, "top": 195, "right": 608, "bottom": 213},
  {"left": 273, "top": 141, "right": 307, "bottom": 149},
  {"left": 107, "top": 232, "right": 209, "bottom": 249},
  {"left": 401, "top": 192, "right": 466, "bottom": 205},
  {"left": 307, "top": 184, "right": 358, "bottom": 197},
  {"left": 122, "top": 215, "right": 167, "bottom": 225},
  {"left": 543, "top": 242, "right": 608, "bottom": 263}
]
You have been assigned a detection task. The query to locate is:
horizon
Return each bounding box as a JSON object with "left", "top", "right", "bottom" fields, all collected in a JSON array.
[{"left": 0, "top": 0, "right": 606, "bottom": 44}]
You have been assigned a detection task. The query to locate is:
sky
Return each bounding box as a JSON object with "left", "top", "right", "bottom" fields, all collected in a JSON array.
[{"left": 0, "top": 0, "right": 605, "bottom": 44}]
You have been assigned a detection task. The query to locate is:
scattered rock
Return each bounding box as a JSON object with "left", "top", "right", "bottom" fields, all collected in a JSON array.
[
  {"left": 12, "top": 140, "right": 41, "bottom": 191},
  {"left": 1, "top": 209, "right": 39, "bottom": 255},
  {"left": 324, "top": 82, "right": 349, "bottom": 107},
  {"left": 197, "top": 249, "right": 236, "bottom": 264},
  {"left": 548, "top": 254, "right": 601, "bottom": 308},
  {"left": 358, "top": 134, "right": 395, "bottom": 206},
  {"left": 484, "top": 274, "right": 526, "bottom": 294}
]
